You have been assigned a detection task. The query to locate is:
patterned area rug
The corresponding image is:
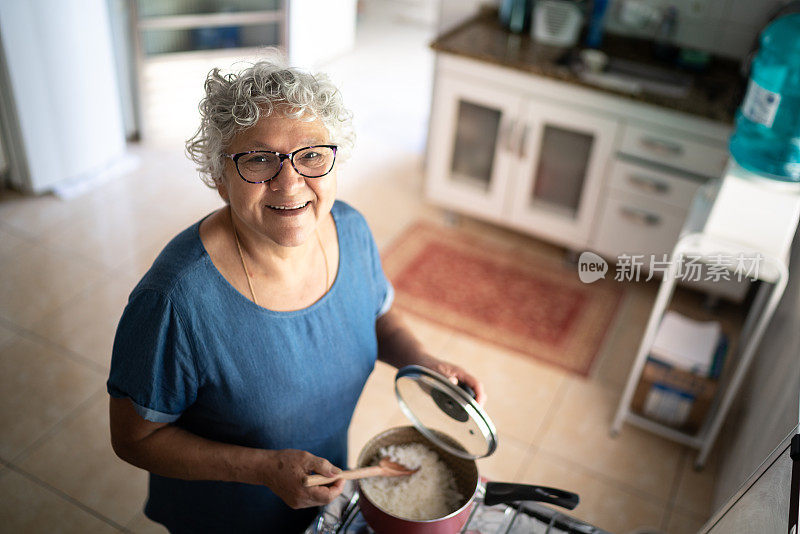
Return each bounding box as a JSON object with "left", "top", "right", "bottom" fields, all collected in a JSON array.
[{"left": 381, "top": 222, "right": 624, "bottom": 376}]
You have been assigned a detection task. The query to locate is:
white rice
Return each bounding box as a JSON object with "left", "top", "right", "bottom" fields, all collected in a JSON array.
[{"left": 359, "top": 442, "right": 463, "bottom": 521}]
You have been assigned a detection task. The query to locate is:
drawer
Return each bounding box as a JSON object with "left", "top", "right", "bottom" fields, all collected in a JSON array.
[
  {"left": 592, "top": 190, "right": 687, "bottom": 260},
  {"left": 619, "top": 124, "right": 728, "bottom": 178},
  {"left": 609, "top": 159, "right": 704, "bottom": 210}
]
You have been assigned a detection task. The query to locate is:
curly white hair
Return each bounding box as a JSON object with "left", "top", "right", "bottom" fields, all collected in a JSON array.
[{"left": 186, "top": 53, "right": 355, "bottom": 189}]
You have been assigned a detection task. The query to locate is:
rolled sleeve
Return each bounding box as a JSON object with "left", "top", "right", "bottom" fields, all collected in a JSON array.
[
  {"left": 107, "top": 288, "right": 198, "bottom": 422},
  {"left": 129, "top": 400, "right": 182, "bottom": 423},
  {"left": 377, "top": 283, "right": 394, "bottom": 318}
]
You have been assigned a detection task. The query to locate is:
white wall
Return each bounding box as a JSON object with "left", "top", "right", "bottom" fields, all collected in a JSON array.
[
  {"left": 713, "top": 227, "right": 800, "bottom": 511},
  {"left": 289, "top": 0, "right": 357, "bottom": 70},
  {"left": 604, "top": 0, "right": 787, "bottom": 59},
  {"left": 0, "top": 0, "right": 126, "bottom": 193},
  {"left": 438, "top": 0, "right": 784, "bottom": 60},
  {"left": 438, "top": 0, "right": 492, "bottom": 33}
]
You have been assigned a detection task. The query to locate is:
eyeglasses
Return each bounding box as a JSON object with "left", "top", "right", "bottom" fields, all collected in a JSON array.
[{"left": 223, "top": 145, "right": 338, "bottom": 184}]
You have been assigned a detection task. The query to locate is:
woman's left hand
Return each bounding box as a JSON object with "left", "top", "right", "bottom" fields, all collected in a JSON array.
[
  {"left": 425, "top": 357, "right": 487, "bottom": 405},
  {"left": 374, "top": 309, "right": 486, "bottom": 404}
]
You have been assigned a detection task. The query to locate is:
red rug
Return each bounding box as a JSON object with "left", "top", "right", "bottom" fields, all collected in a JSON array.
[{"left": 381, "top": 222, "right": 624, "bottom": 376}]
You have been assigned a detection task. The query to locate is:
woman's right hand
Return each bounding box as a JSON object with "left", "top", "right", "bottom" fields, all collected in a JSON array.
[{"left": 262, "top": 449, "right": 345, "bottom": 509}]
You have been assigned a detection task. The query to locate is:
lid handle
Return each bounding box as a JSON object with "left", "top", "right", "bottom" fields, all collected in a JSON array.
[{"left": 457, "top": 380, "right": 477, "bottom": 400}]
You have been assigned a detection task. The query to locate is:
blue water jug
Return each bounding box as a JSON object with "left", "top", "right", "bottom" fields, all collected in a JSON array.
[
  {"left": 729, "top": 13, "right": 800, "bottom": 183},
  {"left": 499, "top": 0, "right": 532, "bottom": 34}
]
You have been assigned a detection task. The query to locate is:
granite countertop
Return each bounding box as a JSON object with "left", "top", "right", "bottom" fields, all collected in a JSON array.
[{"left": 431, "top": 9, "right": 743, "bottom": 124}]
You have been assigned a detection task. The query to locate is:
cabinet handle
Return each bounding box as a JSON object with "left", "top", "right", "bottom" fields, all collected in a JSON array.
[
  {"left": 500, "top": 119, "right": 516, "bottom": 152},
  {"left": 620, "top": 206, "right": 661, "bottom": 226},
  {"left": 639, "top": 136, "right": 684, "bottom": 156},
  {"left": 629, "top": 174, "right": 670, "bottom": 194},
  {"left": 518, "top": 124, "right": 529, "bottom": 158}
]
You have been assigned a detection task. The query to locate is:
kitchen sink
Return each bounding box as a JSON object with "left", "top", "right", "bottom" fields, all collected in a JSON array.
[{"left": 576, "top": 57, "right": 694, "bottom": 99}]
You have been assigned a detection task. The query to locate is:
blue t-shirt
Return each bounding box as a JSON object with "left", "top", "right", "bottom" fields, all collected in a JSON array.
[{"left": 107, "top": 201, "right": 393, "bottom": 533}]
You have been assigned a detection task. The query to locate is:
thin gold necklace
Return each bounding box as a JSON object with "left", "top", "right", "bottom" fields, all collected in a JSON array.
[{"left": 231, "top": 213, "right": 329, "bottom": 306}]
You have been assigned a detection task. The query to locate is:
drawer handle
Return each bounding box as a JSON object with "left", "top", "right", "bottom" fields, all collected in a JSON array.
[
  {"left": 629, "top": 174, "right": 670, "bottom": 194},
  {"left": 620, "top": 207, "right": 661, "bottom": 226},
  {"left": 518, "top": 124, "right": 529, "bottom": 158},
  {"left": 639, "top": 136, "right": 684, "bottom": 156}
]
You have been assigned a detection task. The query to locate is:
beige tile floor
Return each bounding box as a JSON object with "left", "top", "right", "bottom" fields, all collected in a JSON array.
[{"left": 0, "top": 3, "right": 738, "bottom": 533}]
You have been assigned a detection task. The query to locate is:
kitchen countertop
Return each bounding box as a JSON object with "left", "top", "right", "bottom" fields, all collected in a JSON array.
[{"left": 430, "top": 8, "right": 743, "bottom": 124}]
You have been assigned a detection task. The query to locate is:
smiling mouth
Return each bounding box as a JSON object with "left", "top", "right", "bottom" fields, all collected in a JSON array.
[{"left": 266, "top": 201, "right": 310, "bottom": 211}]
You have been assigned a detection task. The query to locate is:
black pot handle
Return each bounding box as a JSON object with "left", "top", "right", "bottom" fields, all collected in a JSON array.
[{"left": 484, "top": 482, "right": 579, "bottom": 510}]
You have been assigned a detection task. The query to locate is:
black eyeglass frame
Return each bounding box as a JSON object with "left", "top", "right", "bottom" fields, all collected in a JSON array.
[{"left": 222, "top": 144, "right": 338, "bottom": 184}]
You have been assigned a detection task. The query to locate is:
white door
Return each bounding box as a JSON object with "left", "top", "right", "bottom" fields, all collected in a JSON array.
[
  {"left": 508, "top": 103, "right": 619, "bottom": 249},
  {"left": 425, "top": 75, "right": 522, "bottom": 222}
]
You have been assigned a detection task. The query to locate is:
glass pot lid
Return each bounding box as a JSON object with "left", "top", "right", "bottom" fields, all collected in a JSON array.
[{"left": 394, "top": 365, "right": 498, "bottom": 460}]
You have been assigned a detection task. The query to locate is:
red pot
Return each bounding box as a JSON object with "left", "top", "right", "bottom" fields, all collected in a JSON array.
[{"left": 355, "top": 426, "right": 578, "bottom": 534}]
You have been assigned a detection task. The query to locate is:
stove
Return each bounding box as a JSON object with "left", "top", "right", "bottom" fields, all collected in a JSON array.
[{"left": 306, "top": 481, "right": 611, "bottom": 534}]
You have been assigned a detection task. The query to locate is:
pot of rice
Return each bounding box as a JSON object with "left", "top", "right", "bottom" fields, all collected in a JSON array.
[
  {"left": 352, "top": 366, "right": 580, "bottom": 534},
  {"left": 356, "top": 426, "right": 477, "bottom": 534}
]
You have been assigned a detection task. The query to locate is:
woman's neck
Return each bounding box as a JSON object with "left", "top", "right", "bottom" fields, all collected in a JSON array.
[{"left": 228, "top": 207, "right": 321, "bottom": 286}]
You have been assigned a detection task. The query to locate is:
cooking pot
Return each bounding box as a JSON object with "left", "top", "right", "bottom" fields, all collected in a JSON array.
[{"left": 353, "top": 366, "right": 580, "bottom": 534}]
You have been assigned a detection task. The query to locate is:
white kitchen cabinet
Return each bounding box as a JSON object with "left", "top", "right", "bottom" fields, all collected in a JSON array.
[
  {"left": 618, "top": 123, "right": 729, "bottom": 178},
  {"left": 607, "top": 159, "right": 704, "bottom": 210},
  {"left": 592, "top": 160, "right": 705, "bottom": 259},
  {"left": 426, "top": 76, "right": 522, "bottom": 221},
  {"left": 509, "top": 105, "right": 619, "bottom": 248},
  {"left": 593, "top": 188, "right": 688, "bottom": 259},
  {"left": 426, "top": 53, "right": 733, "bottom": 262},
  {"left": 426, "top": 62, "right": 621, "bottom": 250}
]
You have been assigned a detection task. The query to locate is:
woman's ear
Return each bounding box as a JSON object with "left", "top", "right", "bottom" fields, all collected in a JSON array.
[{"left": 216, "top": 177, "right": 230, "bottom": 203}]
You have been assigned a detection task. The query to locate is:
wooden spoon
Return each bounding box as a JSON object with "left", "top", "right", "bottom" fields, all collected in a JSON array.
[{"left": 303, "top": 458, "right": 419, "bottom": 487}]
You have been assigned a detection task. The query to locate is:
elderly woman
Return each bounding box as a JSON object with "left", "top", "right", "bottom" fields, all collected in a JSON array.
[{"left": 107, "top": 58, "right": 486, "bottom": 533}]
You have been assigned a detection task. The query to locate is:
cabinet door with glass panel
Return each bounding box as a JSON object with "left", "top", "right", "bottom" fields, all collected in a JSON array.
[
  {"left": 508, "top": 103, "right": 619, "bottom": 249},
  {"left": 426, "top": 76, "right": 522, "bottom": 221}
]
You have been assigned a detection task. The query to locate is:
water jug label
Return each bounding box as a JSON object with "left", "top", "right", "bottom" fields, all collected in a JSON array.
[{"left": 742, "top": 79, "right": 781, "bottom": 128}]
